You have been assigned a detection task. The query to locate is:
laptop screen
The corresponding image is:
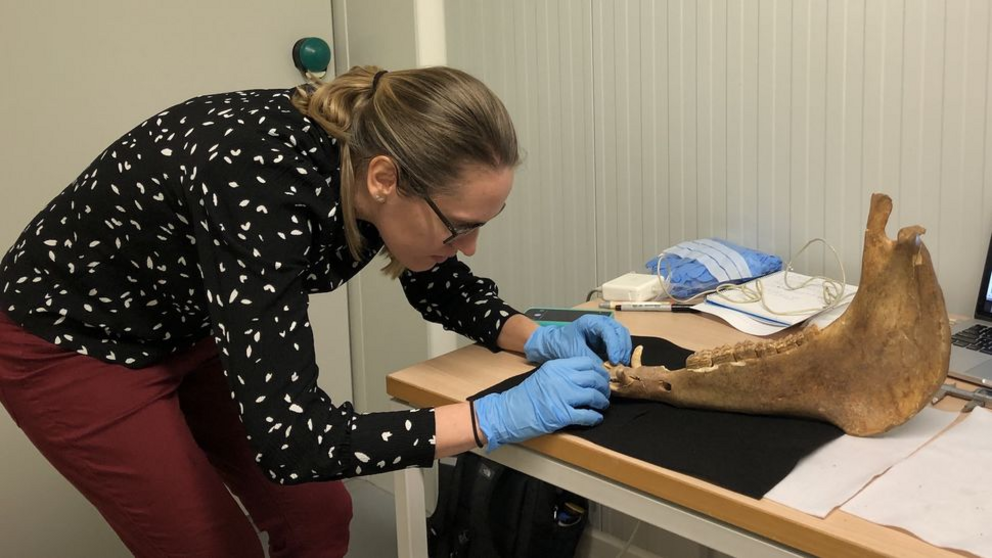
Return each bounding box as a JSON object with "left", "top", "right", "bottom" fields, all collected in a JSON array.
[{"left": 976, "top": 232, "right": 992, "bottom": 320}]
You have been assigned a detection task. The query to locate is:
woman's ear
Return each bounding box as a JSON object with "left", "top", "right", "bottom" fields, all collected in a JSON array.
[{"left": 366, "top": 155, "right": 399, "bottom": 202}]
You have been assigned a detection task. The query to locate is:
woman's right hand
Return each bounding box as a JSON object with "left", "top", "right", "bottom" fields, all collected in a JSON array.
[
  {"left": 473, "top": 356, "right": 610, "bottom": 451},
  {"left": 523, "top": 315, "right": 632, "bottom": 366}
]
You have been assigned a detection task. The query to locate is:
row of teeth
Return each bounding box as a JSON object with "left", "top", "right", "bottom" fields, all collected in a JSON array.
[
  {"left": 684, "top": 325, "right": 821, "bottom": 371},
  {"left": 607, "top": 324, "right": 821, "bottom": 385}
]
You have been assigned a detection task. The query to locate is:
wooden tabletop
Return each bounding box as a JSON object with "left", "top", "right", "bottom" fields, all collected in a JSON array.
[{"left": 386, "top": 307, "right": 973, "bottom": 558}]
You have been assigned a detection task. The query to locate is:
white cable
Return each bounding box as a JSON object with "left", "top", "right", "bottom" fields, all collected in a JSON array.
[
  {"left": 614, "top": 520, "right": 641, "bottom": 558},
  {"left": 652, "top": 238, "right": 851, "bottom": 316},
  {"left": 653, "top": 254, "right": 715, "bottom": 304}
]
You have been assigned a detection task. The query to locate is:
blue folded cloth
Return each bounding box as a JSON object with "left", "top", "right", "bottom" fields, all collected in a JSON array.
[{"left": 645, "top": 238, "right": 782, "bottom": 299}]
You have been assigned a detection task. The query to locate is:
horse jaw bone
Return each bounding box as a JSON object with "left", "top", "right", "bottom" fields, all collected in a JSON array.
[{"left": 609, "top": 193, "right": 951, "bottom": 436}]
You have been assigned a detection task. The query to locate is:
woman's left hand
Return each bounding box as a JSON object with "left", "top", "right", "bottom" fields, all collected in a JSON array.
[{"left": 523, "top": 315, "right": 632, "bottom": 365}]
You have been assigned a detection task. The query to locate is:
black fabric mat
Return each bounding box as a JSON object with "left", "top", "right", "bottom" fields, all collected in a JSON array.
[{"left": 472, "top": 336, "right": 843, "bottom": 499}]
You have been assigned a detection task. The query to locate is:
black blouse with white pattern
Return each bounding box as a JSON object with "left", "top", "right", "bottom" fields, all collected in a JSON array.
[{"left": 0, "top": 89, "right": 520, "bottom": 484}]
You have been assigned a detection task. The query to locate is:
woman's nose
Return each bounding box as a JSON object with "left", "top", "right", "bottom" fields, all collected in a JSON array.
[{"left": 451, "top": 230, "right": 479, "bottom": 257}]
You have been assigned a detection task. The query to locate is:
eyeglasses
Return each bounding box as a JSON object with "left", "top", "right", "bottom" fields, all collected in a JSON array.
[
  {"left": 391, "top": 159, "right": 505, "bottom": 245},
  {"left": 423, "top": 195, "right": 505, "bottom": 245}
]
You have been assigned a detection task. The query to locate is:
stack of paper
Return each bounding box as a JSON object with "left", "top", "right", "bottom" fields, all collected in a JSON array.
[
  {"left": 765, "top": 407, "right": 959, "bottom": 517},
  {"left": 694, "top": 271, "right": 857, "bottom": 336},
  {"left": 840, "top": 409, "right": 992, "bottom": 557}
]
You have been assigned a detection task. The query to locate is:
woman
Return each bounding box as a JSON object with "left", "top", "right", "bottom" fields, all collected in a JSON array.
[{"left": 0, "top": 66, "right": 631, "bottom": 557}]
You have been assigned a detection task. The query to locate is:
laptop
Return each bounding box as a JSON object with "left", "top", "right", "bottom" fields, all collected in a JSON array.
[{"left": 949, "top": 233, "right": 992, "bottom": 386}]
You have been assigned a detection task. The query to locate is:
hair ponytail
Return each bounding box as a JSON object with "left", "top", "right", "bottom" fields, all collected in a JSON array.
[{"left": 293, "top": 66, "right": 383, "bottom": 262}]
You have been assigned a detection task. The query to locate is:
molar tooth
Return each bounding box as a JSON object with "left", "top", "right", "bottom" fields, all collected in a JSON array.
[
  {"left": 774, "top": 337, "right": 797, "bottom": 353},
  {"left": 788, "top": 330, "right": 807, "bottom": 347},
  {"left": 686, "top": 350, "right": 713, "bottom": 369},
  {"left": 753, "top": 342, "right": 773, "bottom": 358},
  {"left": 711, "top": 345, "right": 735, "bottom": 365},
  {"left": 733, "top": 341, "right": 758, "bottom": 360}
]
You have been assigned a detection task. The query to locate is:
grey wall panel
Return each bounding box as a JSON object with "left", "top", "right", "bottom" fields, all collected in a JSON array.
[
  {"left": 447, "top": 0, "right": 598, "bottom": 310},
  {"left": 333, "top": 0, "right": 426, "bottom": 423},
  {"left": 937, "top": 0, "right": 991, "bottom": 313},
  {"left": 449, "top": 0, "right": 992, "bottom": 316},
  {"left": 698, "top": 0, "right": 730, "bottom": 245},
  {"left": 789, "top": 0, "right": 829, "bottom": 274}
]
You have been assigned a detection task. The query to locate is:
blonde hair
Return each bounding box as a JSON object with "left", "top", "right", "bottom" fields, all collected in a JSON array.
[{"left": 291, "top": 65, "right": 520, "bottom": 277}]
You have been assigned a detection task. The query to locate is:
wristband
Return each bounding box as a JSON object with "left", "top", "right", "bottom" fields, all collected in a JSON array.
[{"left": 468, "top": 399, "right": 484, "bottom": 448}]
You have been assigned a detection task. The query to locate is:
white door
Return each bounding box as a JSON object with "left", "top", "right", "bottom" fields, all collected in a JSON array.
[{"left": 0, "top": 2, "right": 347, "bottom": 555}]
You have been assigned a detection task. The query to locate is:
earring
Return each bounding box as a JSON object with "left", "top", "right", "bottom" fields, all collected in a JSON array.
[{"left": 374, "top": 195, "right": 385, "bottom": 203}]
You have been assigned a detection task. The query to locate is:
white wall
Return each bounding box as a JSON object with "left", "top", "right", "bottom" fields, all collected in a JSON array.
[
  {"left": 331, "top": 0, "right": 437, "bottom": 497},
  {"left": 332, "top": 0, "right": 429, "bottom": 416},
  {"left": 0, "top": 2, "right": 345, "bottom": 555},
  {"left": 445, "top": 0, "right": 992, "bottom": 554}
]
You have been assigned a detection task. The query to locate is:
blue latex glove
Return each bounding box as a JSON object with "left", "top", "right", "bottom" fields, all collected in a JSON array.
[
  {"left": 474, "top": 356, "right": 611, "bottom": 452},
  {"left": 524, "top": 315, "right": 632, "bottom": 365}
]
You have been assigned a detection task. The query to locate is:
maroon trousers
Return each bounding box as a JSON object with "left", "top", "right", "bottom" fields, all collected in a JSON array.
[{"left": 0, "top": 312, "right": 352, "bottom": 557}]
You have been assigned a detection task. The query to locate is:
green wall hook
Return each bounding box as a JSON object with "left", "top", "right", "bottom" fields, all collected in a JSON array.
[{"left": 292, "top": 37, "right": 331, "bottom": 74}]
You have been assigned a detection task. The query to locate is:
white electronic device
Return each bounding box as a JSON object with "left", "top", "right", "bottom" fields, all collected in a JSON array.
[{"left": 601, "top": 272, "right": 663, "bottom": 302}]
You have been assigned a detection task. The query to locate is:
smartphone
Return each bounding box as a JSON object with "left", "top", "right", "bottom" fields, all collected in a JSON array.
[{"left": 523, "top": 307, "right": 614, "bottom": 326}]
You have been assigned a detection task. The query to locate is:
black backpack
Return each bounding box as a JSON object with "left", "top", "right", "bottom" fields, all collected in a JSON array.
[{"left": 427, "top": 452, "right": 588, "bottom": 558}]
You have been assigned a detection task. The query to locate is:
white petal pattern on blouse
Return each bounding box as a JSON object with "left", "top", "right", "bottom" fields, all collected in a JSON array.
[{"left": 0, "top": 89, "right": 519, "bottom": 484}]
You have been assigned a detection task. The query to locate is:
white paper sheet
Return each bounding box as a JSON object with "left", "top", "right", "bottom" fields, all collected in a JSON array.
[
  {"left": 693, "top": 292, "right": 854, "bottom": 337},
  {"left": 707, "top": 270, "right": 856, "bottom": 321},
  {"left": 841, "top": 409, "right": 992, "bottom": 557},
  {"left": 692, "top": 302, "right": 788, "bottom": 336},
  {"left": 765, "top": 407, "right": 959, "bottom": 517}
]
